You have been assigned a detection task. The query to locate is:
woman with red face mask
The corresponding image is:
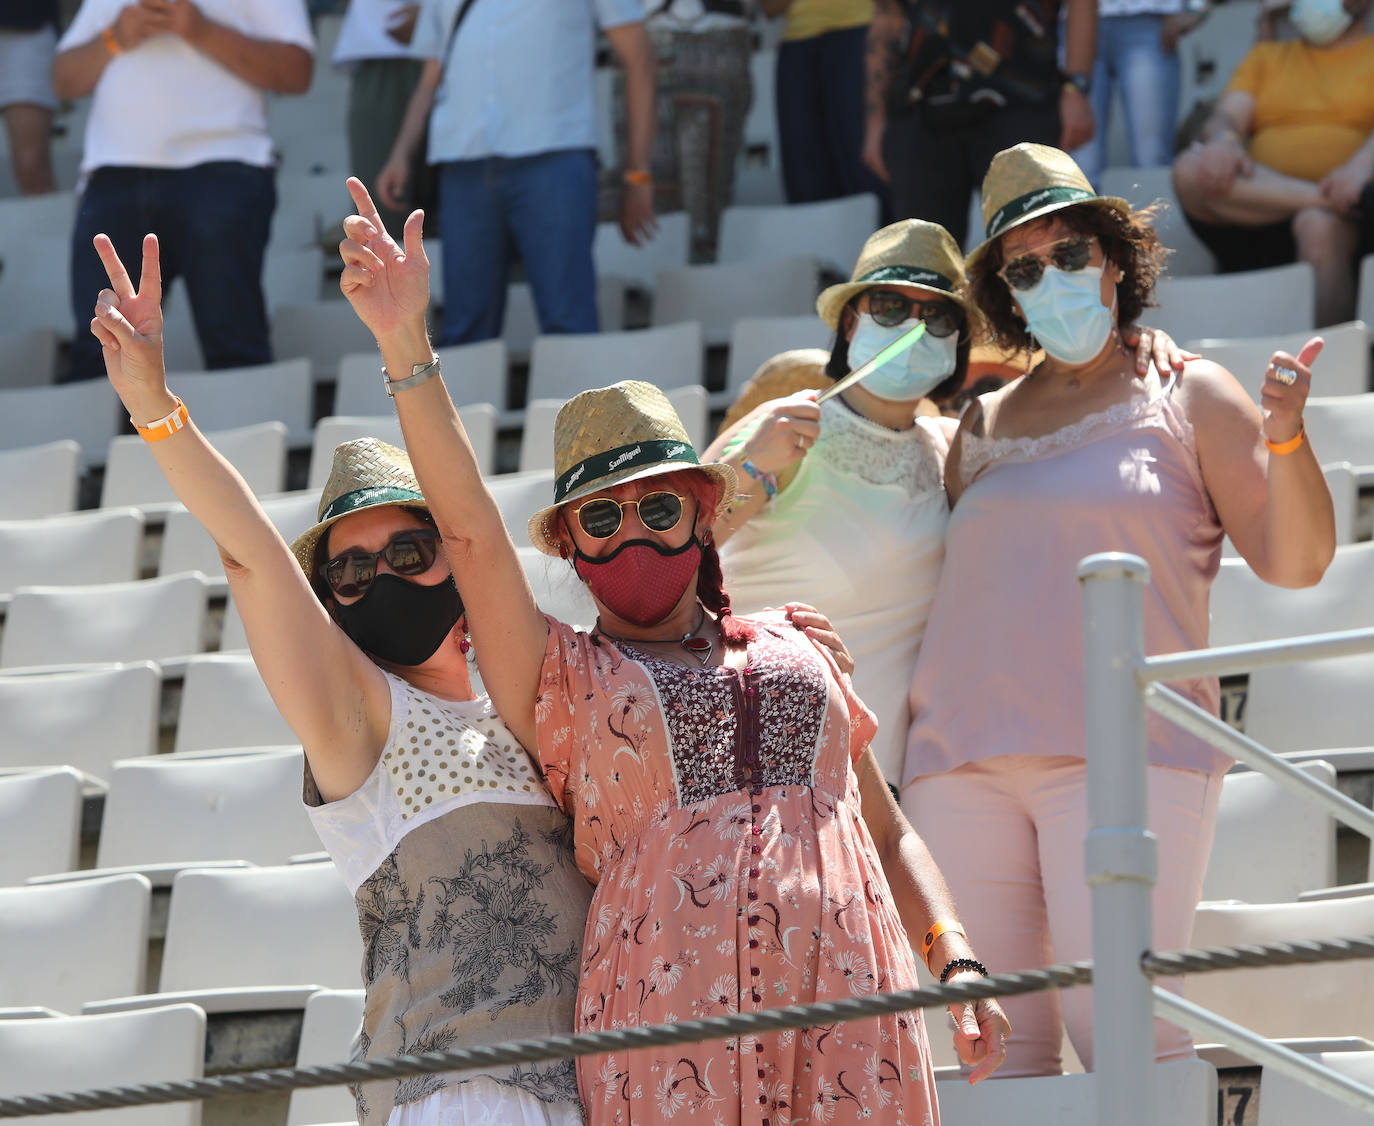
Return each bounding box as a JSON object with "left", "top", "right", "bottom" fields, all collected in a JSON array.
[{"left": 337, "top": 176, "right": 1010, "bottom": 1126}]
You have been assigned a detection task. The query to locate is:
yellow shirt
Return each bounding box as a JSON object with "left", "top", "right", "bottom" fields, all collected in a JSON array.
[
  {"left": 1227, "top": 37, "right": 1374, "bottom": 182},
  {"left": 782, "top": 0, "right": 874, "bottom": 42}
]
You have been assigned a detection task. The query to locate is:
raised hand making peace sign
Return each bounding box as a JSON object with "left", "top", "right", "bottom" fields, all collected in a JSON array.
[{"left": 337, "top": 177, "right": 431, "bottom": 345}]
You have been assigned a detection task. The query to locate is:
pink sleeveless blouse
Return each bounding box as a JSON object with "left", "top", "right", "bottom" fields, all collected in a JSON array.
[{"left": 904, "top": 372, "right": 1230, "bottom": 783}]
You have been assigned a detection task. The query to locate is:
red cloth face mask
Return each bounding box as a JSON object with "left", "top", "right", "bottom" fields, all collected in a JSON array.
[{"left": 574, "top": 537, "right": 702, "bottom": 627}]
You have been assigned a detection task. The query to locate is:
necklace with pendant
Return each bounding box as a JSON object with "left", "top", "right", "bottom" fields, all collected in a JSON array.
[{"left": 599, "top": 606, "right": 714, "bottom": 666}]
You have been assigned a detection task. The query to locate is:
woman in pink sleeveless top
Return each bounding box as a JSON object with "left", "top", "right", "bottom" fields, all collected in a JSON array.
[{"left": 902, "top": 144, "right": 1337, "bottom": 1077}]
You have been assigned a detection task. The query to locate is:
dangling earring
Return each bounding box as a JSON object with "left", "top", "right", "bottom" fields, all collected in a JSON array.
[{"left": 459, "top": 633, "right": 472, "bottom": 656}]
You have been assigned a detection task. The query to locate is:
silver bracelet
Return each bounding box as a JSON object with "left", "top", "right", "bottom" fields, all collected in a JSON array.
[{"left": 382, "top": 356, "right": 441, "bottom": 397}]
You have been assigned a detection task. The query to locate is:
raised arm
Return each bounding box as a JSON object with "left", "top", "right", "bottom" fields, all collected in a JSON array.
[
  {"left": 337, "top": 178, "right": 549, "bottom": 750},
  {"left": 1182, "top": 342, "right": 1335, "bottom": 588},
  {"left": 89, "top": 235, "right": 389, "bottom": 800}
]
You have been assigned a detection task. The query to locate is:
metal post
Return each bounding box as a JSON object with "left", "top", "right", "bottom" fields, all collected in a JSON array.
[{"left": 1079, "top": 553, "right": 1157, "bottom": 1126}]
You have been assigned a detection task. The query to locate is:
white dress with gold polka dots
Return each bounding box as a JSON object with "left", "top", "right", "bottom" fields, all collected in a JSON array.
[{"left": 304, "top": 671, "right": 591, "bottom": 1126}]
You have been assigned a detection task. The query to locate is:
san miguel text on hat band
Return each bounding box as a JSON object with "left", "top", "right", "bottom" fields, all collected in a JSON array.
[
  {"left": 856, "top": 264, "right": 956, "bottom": 293},
  {"left": 556, "top": 438, "right": 701, "bottom": 499},
  {"left": 321, "top": 485, "right": 425, "bottom": 524},
  {"left": 985, "top": 185, "right": 1097, "bottom": 240}
]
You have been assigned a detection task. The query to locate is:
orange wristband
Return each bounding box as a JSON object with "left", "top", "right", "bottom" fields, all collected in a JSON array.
[
  {"left": 133, "top": 396, "right": 189, "bottom": 442},
  {"left": 1265, "top": 424, "right": 1305, "bottom": 456},
  {"left": 623, "top": 168, "right": 653, "bottom": 187},
  {"left": 101, "top": 26, "right": 124, "bottom": 56},
  {"left": 921, "top": 919, "right": 966, "bottom": 967}
]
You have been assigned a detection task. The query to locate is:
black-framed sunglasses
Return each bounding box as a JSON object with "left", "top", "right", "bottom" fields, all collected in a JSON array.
[
  {"left": 572, "top": 491, "right": 686, "bottom": 540},
  {"left": 320, "top": 527, "right": 441, "bottom": 598},
  {"left": 862, "top": 291, "right": 963, "bottom": 338},
  {"left": 997, "top": 235, "right": 1098, "bottom": 292}
]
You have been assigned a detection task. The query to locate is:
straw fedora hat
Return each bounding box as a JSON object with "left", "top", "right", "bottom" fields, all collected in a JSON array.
[
  {"left": 964, "top": 143, "right": 1133, "bottom": 275},
  {"left": 816, "top": 219, "right": 976, "bottom": 330},
  {"left": 290, "top": 438, "right": 430, "bottom": 581},
  {"left": 528, "top": 381, "right": 737, "bottom": 557}
]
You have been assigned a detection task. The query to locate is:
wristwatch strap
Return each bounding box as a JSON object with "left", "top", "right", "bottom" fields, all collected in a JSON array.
[{"left": 382, "top": 357, "right": 441, "bottom": 397}]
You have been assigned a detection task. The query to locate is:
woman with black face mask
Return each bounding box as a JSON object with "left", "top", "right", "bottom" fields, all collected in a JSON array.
[
  {"left": 336, "top": 176, "right": 1012, "bottom": 1126},
  {"left": 88, "top": 234, "right": 592, "bottom": 1126}
]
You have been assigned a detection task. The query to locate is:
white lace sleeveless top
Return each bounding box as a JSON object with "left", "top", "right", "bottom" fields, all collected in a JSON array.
[{"left": 721, "top": 398, "right": 951, "bottom": 783}]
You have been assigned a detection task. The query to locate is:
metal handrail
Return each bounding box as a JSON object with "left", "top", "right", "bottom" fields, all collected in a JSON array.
[{"left": 1078, "top": 552, "right": 1374, "bottom": 1126}]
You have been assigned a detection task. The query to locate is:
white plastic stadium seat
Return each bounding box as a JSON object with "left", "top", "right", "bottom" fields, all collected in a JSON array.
[
  {"left": 0, "top": 1003, "right": 205, "bottom": 1126},
  {"left": 725, "top": 315, "right": 834, "bottom": 399},
  {"left": 87, "top": 863, "right": 362, "bottom": 1014},
  {"left": 1305, "top": 393, "right": 1374, "bottom": 467},
  {"left": 1359, "top": 254, "right": 1374, "bottom": 329},
  {"left": 718, "top": 195, "right": 882, "bottom": 277},
  {"left": 1098, "top": 164, "right": 1217, "bottom": 277},
  {"left": 487, "top": 470, "right": 554, "bottom": 539},
  {"left": 334, "top": 338, "right": 508, "bottom": 416},
  {"left": 1184, "top": 321, "right": 1369, "bottom": 401},
  {"left": 0, "top": 232, "right": 71, "bottom": 336},
  {"left": 1210, "top": 542, "right": 1374, "bottom": 649},
  {"left": 172, "top": 653, "right": 298, "bottom": 754},
  {"left": 165, "top": 361, "right": 314, "bottom": 445},
  {"left": 271, "top": 300, "right": 382, "bottom": 384},
  {"left": 652, "top": 256, "right": 821, "bottom": 347},
  {"left": 88, "top": 748, "right": 319, "bottom": 884},
  {"left": 103, "top": 421, "right": 288, "bottom": 512},
  {"left": 263, "top": 246, "right": 325, "bottom": 310},
  {"left": 0, "top": 508, "right": 143, "bottom": 598},
  {"left": 0, "top": 381, "right": 121, "bottom": 470},
  {"left": 0, "top": 662, "right": 160, "bottom": 782},
  {"left": 517, "top": 547, "right": 596, "bottom": 630},
  {"left": 0, "top": 190, "right": 77, "bottom": 240},
  {"left": 287, "top": 989, "right": 367, "bottom": 1126},
  {"left": 0, "top": 572, "right": 209, "bottom": 669},
  {"left": 502, "top": 275, "right": 628, "bottom": 364},
  {"left": 1246, "top": 652, "right": 1374, "bottom": 753},
  {"left": 1202, "top": 761, "right": 1337, "bottom": 903},
  {"left": 0, "top": 440, "right": 81, "bottom": 518},
  {"left": 594, "top": 211, "right": 691, "bottom": 292},
  {"left": 1222, "top": 460, "right": 1356, "bottom": 558},
  {"left": 0, "top": 767, "right": 82, "bottom": 885},
  {"left": 1189, "top": 896, "right": 1374, "bottom": 1041},
  {"left": 0, "top": 874, "right": 152, "bottom": 1012},
  {"left": 1257, "top": 1050, "right": 1374, "bottom": 1126},
  {"left": 526, "top": 321, "right": 703, "bottom": 404},
  {"left": 307, "top": 405, "right": 498, "bottom": 489},
  {"left": 0, "top": 326, "right": 60, "bottom": 389},
  {"left": 934, "top": 1058, "right": 1216, "bottom": 1125},
  {"left": 519, "top": 384, "right": 709, "bottom": 474},
  {"left": 1151, "top": 263, "right": 1315, "bottom": 344},
  {"left": 159, "top": 490, "right": 320, "bottom": 589}
]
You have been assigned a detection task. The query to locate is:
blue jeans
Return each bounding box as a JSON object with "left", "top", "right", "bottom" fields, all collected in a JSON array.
[
  {"left": 66, "top": 162, "right": 275, "bottom": 382},
  {"left": 1074, "top": 14, "right": 1181, "bottom": 185},
  {"left": 436, "top": 149, "right": 599, "bottom": 346},
  {"left": 775, "top": 25, "right": 890, "bottom": 213}
]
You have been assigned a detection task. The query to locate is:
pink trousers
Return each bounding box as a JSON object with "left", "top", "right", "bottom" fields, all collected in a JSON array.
[{"left": 902, "top": 755, "right": 1222, "bottom": 1078}]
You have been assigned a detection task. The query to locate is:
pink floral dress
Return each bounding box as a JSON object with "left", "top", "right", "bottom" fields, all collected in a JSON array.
[{"left": 536, "top": 611, "right": 938, "bottom": 1126}]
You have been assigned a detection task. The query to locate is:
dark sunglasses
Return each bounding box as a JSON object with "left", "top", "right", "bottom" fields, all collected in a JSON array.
[
  {"left": 320, "top": 527, "right": 441, "bottom": 598},
  {"left": 997, "top": 235, "right": 1097, "bottom": 292},
  {"left": 573, "top": 491, "right": 686, "bottom": 540},
  {"left": 862, "top": 291, "right": 962, "bottom": 338}
]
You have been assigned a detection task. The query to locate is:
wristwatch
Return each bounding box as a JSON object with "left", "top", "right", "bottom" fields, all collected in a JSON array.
[{"left": 1063, "top": 72, "right": 1092, "bottom": 97}]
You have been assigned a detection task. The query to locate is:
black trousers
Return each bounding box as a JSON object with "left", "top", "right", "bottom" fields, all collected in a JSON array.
[{"left": 883, "top": 104, "right": 1060, "bottom": 247}]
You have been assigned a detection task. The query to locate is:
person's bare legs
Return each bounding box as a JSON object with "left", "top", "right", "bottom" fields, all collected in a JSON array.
[
  {"left": 1173, "top": 150, "right": 1325, "bottom": 225},
  {"left": 1293, "top": 205, "right": 1360, "bottom": 326},
  {"left": 2, "top": 104, "right": 55, "bottom": 195}
]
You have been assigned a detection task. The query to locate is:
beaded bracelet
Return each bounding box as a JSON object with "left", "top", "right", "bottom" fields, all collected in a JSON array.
[{"left": 939, "top": 957, "right": 989, "bottom": 984}]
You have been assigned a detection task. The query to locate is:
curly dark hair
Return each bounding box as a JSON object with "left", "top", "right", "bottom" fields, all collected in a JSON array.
[
  {"left": 824, "top": 300, "right": 970, "bottom": 405},
  {"left": 967, "top": 202, "right": 1168, "bottom": 353}
]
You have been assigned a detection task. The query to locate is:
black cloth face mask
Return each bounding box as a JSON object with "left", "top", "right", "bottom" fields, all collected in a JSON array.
[{"left": 333, "top": 573, "right": 463, "bottom": 667}]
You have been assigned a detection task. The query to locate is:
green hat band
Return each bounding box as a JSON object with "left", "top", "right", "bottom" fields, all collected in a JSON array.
[
  {"left": 986, "top": 186, "right": 1096, "bottom": 240},
  {"left": 556, "top": 439, "right": 700, "bottom": 501},
  {"left": 321, "top": 485, "right": 425, "bottom": 523},
  {"left": 855, "top": 264, "right": 955, "bottom": 293}
]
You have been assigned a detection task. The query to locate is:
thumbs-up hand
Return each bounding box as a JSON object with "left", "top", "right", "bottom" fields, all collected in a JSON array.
[{"left": 1262, "top": 337, "right": 1321, "bottom": 446}]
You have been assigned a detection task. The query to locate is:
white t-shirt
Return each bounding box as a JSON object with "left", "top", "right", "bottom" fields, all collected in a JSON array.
[
  {"left": 332, "top": 0, "right": 416, "bottom": 69},
  {"left": 58, "top": 0, "right": 314, "bottom": 172}
]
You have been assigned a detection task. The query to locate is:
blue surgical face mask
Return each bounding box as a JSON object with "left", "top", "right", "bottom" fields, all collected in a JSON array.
[
  {"left": 846, "top": 314, "right": 959, "bottom": 402},
  {"left": 1290, "top": 0, "right": 1354, "bottom": 45},
  {"left": 1015, "top": 265, "right": 1117, "bottom": 366}
]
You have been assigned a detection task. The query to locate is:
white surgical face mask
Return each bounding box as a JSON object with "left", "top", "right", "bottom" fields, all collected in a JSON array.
[
  {"left": 1015, "top": 265, "right": 1117, "bottom": 366},
  {"left": 846, "top": 314, "right": 959, "bottom": 402},
  {"left": 1290, "top": 0, "right": 1354, "bottom": 45}
]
